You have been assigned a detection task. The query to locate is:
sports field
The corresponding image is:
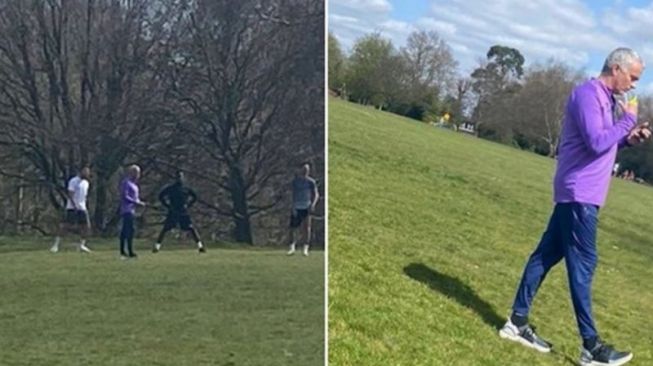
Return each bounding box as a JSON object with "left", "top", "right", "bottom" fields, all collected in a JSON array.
[
  {"left": 0, "top": 238, "right": 324, "bottom": 366},
  {"left": 328, "top": 97, "right": 653, "bottom": 365}
]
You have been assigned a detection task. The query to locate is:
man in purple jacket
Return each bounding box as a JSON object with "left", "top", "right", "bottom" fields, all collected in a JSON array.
[
  {"left": 499, "top": 48, "right": 650, "bottom": 366},
  {"left": 119, "top": 164, "right": 146, "bottom": 258}
]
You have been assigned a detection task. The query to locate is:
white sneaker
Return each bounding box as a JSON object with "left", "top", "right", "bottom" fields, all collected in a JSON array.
[
  {"left": 287, "top": 244, "right": 296, "bottom": 256},
  {"left": 50, "top": 245, "right": 59, "bottom": 253},
  {"left": 303, "top": 245, "right": 309, "bottom": 256},
  {"left": 79, "top": 244, "right": 92, "bottom": 253},
  {"left": 499, "top": 319, "right": 552, "bottom": 353}
]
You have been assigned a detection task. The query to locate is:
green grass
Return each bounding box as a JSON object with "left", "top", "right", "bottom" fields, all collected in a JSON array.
[
  {"left": 328, "top": 98, "right": 653, "bottom": 365},
  {"left": 0, "top": 237, "right": 324, "bottom": 366}
]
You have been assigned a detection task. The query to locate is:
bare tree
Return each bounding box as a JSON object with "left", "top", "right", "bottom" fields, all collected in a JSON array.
[
  {"left": 0, "top": 0, "right": 183, "bottom": 232},
  {"left": 445, "top": 77, "right": 473, "bottom": 126},
  {"left": 401, "top": 30, "right": 457, "bottom": 99},
  {"left": 166, "top": 0, "right": 323, "bottom": 244},
  {"left": 0, "top": 0, "right": 324, "bottom": 244},
  {"left": 513, "top": 61, "right": 584, "bottom": 156}
]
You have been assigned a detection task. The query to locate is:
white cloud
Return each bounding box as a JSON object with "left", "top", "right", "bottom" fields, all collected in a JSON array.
[
  {"left": 329, "top": 0, "right": 392, "bottom": 14},
  {"left": 329, "top": 0, "right": 653, "bottom": 93},
  {"left": 380, "top": 19, "right": 413, "bottom": 33},
  {"left": 419, "top": 0, "right": 608, "bottom": 71},
  {"left": 329, "top": 14, "right": 359, "bottom": 24},
  {"left": 415, "top": 18, "right": 457, "bottom": 37},
  {"left": 331, "top": 0, "right": 607, "bottom": 69},
  {"left": 329, "top": 0, "right": 394, "bottom": 52},
  {"left": 603, "top": 4, "right": 653, "bottom": 42}
]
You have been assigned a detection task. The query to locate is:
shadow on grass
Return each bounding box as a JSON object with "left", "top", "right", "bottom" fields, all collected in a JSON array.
[
  {"left": 551, "top": 349, "right": 580, "bottom": 366},
  {"left": 404, "top": 263, "right": 579, "bottom": 365},
  {"left": 403, "top": 263, "right": 505, "bottom": 330}
]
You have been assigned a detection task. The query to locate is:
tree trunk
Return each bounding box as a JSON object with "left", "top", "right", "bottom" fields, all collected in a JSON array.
[
  {"left": 33, "top": 185, "right": 42, "bottom": 230},
  {"left": 229, "top": 165, "right": 253, "bottom": 244},
  {"left": 549, "top": 141, "right": 557, "bottom": 158},
  {"left": 16, "top": 180, "right": 23, "bottom": 234},
  {"left": 93, "top": 172, "right": 108, "bottom": 234},
  {"left": 93, "top": 142, "right": 127, "bottom": 235}
]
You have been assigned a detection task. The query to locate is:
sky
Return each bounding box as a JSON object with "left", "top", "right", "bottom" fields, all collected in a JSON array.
[{"left": 329, "top": 0, "right": 653, "bottom": 94}]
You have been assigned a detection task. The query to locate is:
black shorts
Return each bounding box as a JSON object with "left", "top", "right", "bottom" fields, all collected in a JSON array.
[
  {"left": 163, "top": 212, "right": 194, "bottom": 231},
  {"left": 289, "top": 209, "right": 309, "bottom": 228},
  {"left": 65, "top": 209, "right": 88, "bottom": 226}
]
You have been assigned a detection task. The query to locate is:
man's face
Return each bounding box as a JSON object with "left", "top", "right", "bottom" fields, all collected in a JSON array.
[
  {"left": 613, "top": 61, "right": 643, "bottom": 95},
  {"left": 80, "top": 167, "right": 90, "bottom": 179},
  {"left": 301, "top": 164, "right": 310, "bottom": 176}
]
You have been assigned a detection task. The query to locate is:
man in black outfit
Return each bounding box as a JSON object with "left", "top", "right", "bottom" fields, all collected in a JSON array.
[{"left": 153, "top": 171, "right": 205, "bottom": 253}]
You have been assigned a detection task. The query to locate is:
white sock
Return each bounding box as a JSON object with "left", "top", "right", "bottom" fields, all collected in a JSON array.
[
  {"left": 155, "top": 243, "right": 162, "bottom": 250},
  {"left": 53, "top": 237, "right": 60, "bottom": 247},
  {"left": 289, "top": 243, "right": 296, "bottom": 251},
  {"left": 80, "top": 239, "right": 87, "bottom": 246},
  {"left": 303, "top": 244, "right": 309, "bottom": 252},
  {"left": 197, "top": 241, "right": 203, "bottom": 249}
]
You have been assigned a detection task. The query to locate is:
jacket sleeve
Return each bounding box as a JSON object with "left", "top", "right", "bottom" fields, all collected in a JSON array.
[{"left": 573, "top": 90, "right": 636, "bottom": 155}]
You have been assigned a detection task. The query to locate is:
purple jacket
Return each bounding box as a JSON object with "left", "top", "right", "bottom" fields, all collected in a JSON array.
[
  {"left": 120, "top": 178, "right": 141, "bottom": 215},
  {"left": 554, "top": 79, "right": 636, "bottom": 207}
]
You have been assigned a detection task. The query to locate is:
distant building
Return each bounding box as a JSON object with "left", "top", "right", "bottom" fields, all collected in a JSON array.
[{"left": 459, "top": 122, "right": 476, "bottom": 134}]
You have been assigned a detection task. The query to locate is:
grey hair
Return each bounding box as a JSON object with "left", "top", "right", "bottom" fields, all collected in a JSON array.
[
  {"left": 127, "top": 164, "right": 141, "bottom": 175},
  {"left": 601, "top": 47, "right": 644, "bottom": 73}
]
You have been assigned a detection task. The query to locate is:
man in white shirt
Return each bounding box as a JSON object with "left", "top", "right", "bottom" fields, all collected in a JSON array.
[{"left": 50, "top": 166, "right": 92, "bottom": 253}]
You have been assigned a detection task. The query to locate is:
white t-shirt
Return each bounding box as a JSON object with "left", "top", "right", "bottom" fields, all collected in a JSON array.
[{"left": 66, "top": 176, "right": 90, "bottom": 211}]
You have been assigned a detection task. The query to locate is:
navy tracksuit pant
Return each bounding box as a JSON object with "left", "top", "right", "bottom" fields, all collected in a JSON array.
[
  {"left": 512, "top": 202, "right": 599, "bottom": 340},
  {"left": 120, "top": 213, "right": 135, "bottom": 256}
]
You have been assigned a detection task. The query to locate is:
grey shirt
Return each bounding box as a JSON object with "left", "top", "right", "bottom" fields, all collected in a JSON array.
[{"left": 292, "top": 176, "right": 316, "bottom": 210}]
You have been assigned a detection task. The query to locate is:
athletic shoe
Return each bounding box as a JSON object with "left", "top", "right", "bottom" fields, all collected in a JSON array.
[
  {"left": 287, "top": 243, "right": 296, "bottom": 256},
  {"left": 198, "top": 246, "right": 206, "bottom": 253},
  {"left": 580, "top": 339, "right": 633, "bottom": 366},
  {"left": 49, "top": 245, "right": 59, "bottom": 253},
  {"left": 79, "top": 244, "right": 92, "bottom": 253},
  {"left": 499, "top": 319, "right": 552, "bottom": 353},
  {"left": 128, "top": 253, "right": 138, "bottom": 259},
  {"left": 152, "top": 244, "right": 161, "bottom": 253}
]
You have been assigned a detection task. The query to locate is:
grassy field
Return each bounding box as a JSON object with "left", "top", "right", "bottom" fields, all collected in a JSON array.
[
  {"left": 328, "top": 98, "right": 653, "bottom": 365},
  {"left": 0, "top": 237, "right": 324, "bottom": 366}
]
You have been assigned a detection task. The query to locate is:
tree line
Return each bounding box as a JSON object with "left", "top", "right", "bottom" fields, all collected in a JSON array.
[
  {"left": 329, "top": 31, "right": 653, "bottom": 180},
  {"left": 0, "top": 0, "right": 325, "bottom": 245}
]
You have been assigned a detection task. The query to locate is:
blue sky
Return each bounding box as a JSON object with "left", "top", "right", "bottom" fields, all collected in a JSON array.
[{"left": 329, "top": 0, "right": 653, "bottom": 95}]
